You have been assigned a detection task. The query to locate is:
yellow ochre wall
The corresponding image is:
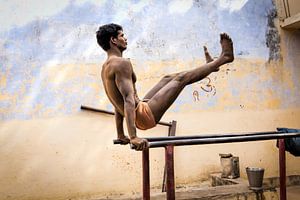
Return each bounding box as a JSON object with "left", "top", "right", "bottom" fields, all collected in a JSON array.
[{"left": 0, "top": 1, "right": 300, "bottom": 200}]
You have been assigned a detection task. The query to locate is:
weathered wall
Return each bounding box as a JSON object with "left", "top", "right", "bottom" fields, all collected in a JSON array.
[{"left": 0, "top": 0, "right": 300, "bottom": 199}]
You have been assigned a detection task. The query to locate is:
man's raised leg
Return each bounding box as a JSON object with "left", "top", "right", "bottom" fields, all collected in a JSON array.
[
  {"left": 143, "top": 46, "right": 214, "bottom": 101},
  {"left": 147, "top": 33, "right": 234, "bottom": 122}
]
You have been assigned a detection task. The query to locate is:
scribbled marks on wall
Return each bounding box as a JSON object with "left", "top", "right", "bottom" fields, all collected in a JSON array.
[
  {"left": 135, "top": 32, "right": 166, "bottom": 56},
  {"left": 266, "top": 6, "right": 281, "bottom": 61},
  {"left": 193, "top": 77, "right": 216, "bottom": 102}
]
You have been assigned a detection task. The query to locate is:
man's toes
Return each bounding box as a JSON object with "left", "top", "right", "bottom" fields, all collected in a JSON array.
[
  {"left": 224, "top": 33, "right": 229, "bottom": 39},
  {"left": 225, "top": 34, "right": 232, "bottom": 42},
  {"left": 221, "top": 33, "right": 228, "bottom": 40},
  {"left": 225, "top": 34, "right": 232, "bottom": 43},
  {"left": 220, "top": 33, "right": 233, "bottom": 43},
  {"left": 220, "top": 33, "right": 225, "bottom": 40}
]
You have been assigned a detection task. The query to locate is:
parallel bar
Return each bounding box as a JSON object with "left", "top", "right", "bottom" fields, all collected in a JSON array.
[
  {"left": 81, "top": 105, "right": 172, "bottom": 127},
  {"left": 113, "top": 131, "right": 286, "bottom": 144},
  {"left": 279, "top": 139, "right": 286, "bottom": 200},
  {"left": 142, "top": 148, "right": 150, "bottom": 200},
  {"left": 144, "top": 131, "right": 286, "bottom": 141},
  {"left": 165, "top": 145, "right": 175, "bottom": 200},
  {"left": 148, "top": 132, "right": 300, "bottom": 148}
]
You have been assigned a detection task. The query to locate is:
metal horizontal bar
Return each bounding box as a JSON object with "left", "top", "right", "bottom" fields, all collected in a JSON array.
[
  {"left": 144, "top": 131, "right": 286, "bottom": 141},
  {"left": 80, "top": 105, "right": 172, "bottom": 127},
  {"left": 81, "top": 105, "right": 114, "bottom": 115},
  {"left": 113, "top": 131, "right": 285, "bottom": 144},
  {"left": 147, "top": 132, "right": 300, "bottom": 148}
]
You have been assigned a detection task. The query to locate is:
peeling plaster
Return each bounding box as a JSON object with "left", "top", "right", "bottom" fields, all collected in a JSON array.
[
  {"left": 1, "top": 0, "right": 298, "bottom": 121},
  {"left": 266, "top": 6, "right": 281, "bottom": 61}
]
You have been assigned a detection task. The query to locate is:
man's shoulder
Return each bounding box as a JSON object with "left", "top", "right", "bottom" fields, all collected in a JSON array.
[
  {"left": 109, "top": 57, "right": 131, "bottom": 66},
  {"left": 108, "top": 57, "right": 132, "bottom": 72}
]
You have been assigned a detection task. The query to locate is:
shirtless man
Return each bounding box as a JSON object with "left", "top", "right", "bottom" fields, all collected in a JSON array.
[{"left": 96, "top": 23, "right": 234, "bottom": 150}]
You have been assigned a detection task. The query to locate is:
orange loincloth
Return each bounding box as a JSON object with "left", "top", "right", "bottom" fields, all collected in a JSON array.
[{"left": 135, "top": 101, "right": 156, "bottom": 130}]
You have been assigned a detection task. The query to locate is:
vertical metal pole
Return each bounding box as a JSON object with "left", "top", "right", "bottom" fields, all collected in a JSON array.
[
  {"left": 279, "top": 139, "right": 286, "bottom": 200},
  {"left": 163, "top": 121, "right": 177, "bottom": 192},
  {"left": 165, "top": 145, "right": 175, "bottom": 200},
  {"left": 142, "top": 148, "right": 150, "bottom": 200}
]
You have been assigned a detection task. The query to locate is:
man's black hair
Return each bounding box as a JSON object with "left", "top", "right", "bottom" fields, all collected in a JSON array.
[{"left": 96, "top": 23, "right": 123, "bottom": 51}]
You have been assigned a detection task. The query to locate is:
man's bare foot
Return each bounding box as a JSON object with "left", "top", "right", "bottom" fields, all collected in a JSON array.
[
  {"left": 130, "top": 137, "right": 149, "bottom": 151},
  {"left": 203, "top": 46, "right": 214, "bottom": 63},
  {"left": 118, "top": 135, "right": 130, "bottom": 145},
  {"left": 219, "top": 33, "right": 234, "bottom": 64}
]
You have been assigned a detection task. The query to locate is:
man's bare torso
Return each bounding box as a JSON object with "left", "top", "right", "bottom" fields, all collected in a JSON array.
[{"left": 101, "top": 56, "right": 138, "bottom": 116}]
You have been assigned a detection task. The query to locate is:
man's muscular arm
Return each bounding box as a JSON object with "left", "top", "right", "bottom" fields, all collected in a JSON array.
[
  {"left": 115, "top": 62, "right": 136, "bottom": 138},
  {"left": 115, "top": 109, "right": 130, "bottom": 144},
  {"left": 114, "top": 59, "right": 148, "bottom": 150}
]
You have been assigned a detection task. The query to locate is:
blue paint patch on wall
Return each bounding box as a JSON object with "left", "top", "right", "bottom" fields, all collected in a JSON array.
[
  {"left": 1, "top": 0, "right": 274, "bottom": 66},
  {"left": 0, "top": 0, "right": 280, "bottom": 120}
]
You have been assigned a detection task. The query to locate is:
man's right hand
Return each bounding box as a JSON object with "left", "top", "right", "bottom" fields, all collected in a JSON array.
[{"left": 130, "top": 137, "right": 149, "bottom": 151}]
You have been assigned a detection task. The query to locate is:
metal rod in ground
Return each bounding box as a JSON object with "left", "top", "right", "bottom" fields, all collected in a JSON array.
[
  {"left": 81, "top": 105, "right": 114, "bottom": 115},
  {"left": 279, "top": 139, "right": 286, "bottom": 200},
  {"left": 147, "top": 132, "right": 300, "bottom": 148},
  {"left": 142, "top": 148, "right": 150, "bottom": 200},
  {"left": 81, "top": 105, "right": 172, "bottom": 127}
]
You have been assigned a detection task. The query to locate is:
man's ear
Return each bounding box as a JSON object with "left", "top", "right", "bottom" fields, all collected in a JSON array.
[{"left": 110, "top": 37, "right": 117, "bottom": 45}]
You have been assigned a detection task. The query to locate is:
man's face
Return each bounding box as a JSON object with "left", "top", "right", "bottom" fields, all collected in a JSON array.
[{"left": 114, "top": 30, "right": 127, "bottom": 51}]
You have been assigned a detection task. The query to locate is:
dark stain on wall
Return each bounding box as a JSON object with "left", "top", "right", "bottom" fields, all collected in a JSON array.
[{"left": 266, "top": 6, "right": 281, "bottom": 61}]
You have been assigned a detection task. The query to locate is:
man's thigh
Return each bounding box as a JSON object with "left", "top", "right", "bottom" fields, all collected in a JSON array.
[{"left": 147, "top": 80, "right": 185, "bottom": 122}]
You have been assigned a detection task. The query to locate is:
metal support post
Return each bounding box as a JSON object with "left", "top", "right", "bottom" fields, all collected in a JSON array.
[
  {"left": 162, "top": 121, "right": 177, "bottom": 192},
  {"left": 279, "top": 139, "right": 286, "bottom": 200},
  {"left": 165, "top": 145, "right": 175, "bottom": 200},
  {"left": 142, "top": 148, "right": 150, "bottom": 200}
]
